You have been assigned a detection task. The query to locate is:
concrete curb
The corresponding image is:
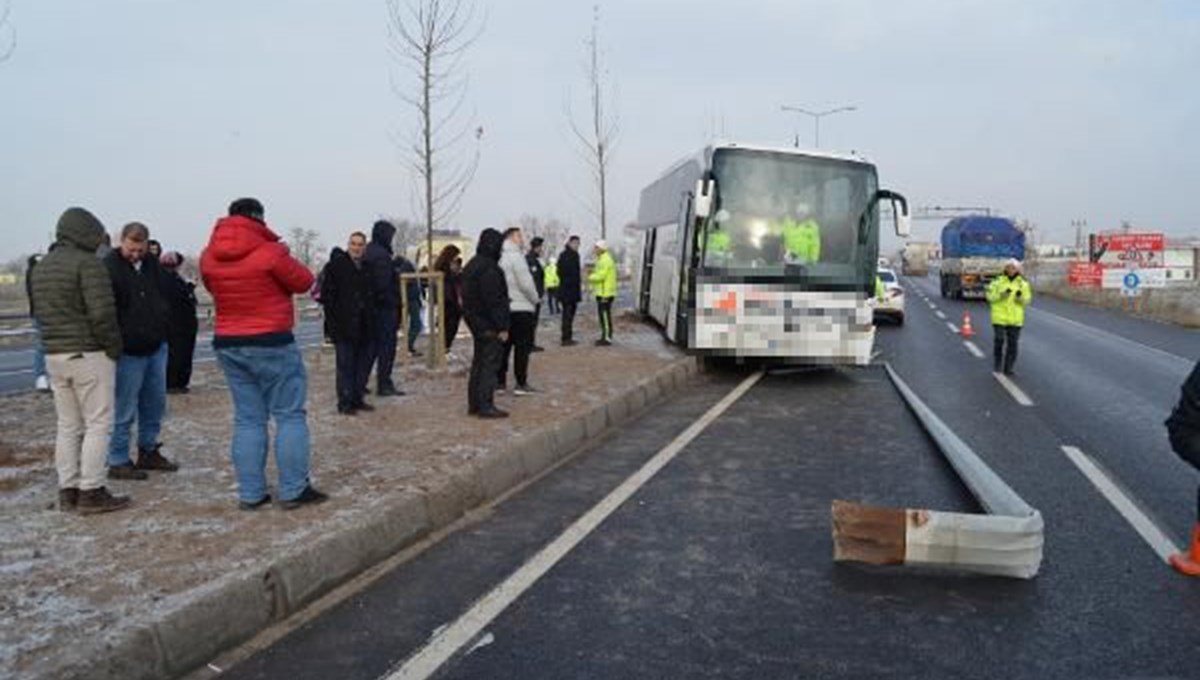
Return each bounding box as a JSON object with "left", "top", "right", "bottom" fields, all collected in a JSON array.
[{"left": 36, "top": 356, "right": 698, "bottom": 680}]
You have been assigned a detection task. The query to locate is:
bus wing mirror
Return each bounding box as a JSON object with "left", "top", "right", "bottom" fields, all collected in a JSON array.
[
  {"left": 694, "top": 179, "right": 714, "bottom": 218},
  {"left": 878, "top": 190, "right": 911, "bottom": 237}
]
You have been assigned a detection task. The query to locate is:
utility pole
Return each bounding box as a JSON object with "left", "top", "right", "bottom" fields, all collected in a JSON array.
[{"left": 780, "top": 105, "right": 856, "bottom": 148}]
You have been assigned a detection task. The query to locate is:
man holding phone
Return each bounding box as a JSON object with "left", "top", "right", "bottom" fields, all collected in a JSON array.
[{"left": 985, "top": 259, "right": 1032, "bottom": 376}]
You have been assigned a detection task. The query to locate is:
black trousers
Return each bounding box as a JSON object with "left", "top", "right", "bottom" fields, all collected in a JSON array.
[
  {"left": 499, "top": 311, "right": 536, "bottom": 388},
  {"left": 166, "top": 329, "right": 197, "bottom": 390},
  {"left": 561, "top": 301, "right": 577, "bottom": 342},
  {"left": 992, "top": 325, "right": 1021, "bottom": 373},
  {"left": 469, "top": 333, "right": 504, "bottom": 413},
  {"left": 597, "top": 296, "right": 614, "bottom": 341},
  {"left": 445, "top": 307, "right": 462, "bottom": 351},
  {"left": 547, "top": 289, "right": 560, "bottom": 314},
  {"left": 335, "top": 338, "right": 373, "bottom": 409},
  {"left": 371, "top": 306, "right": 399, "bottom": 391}
]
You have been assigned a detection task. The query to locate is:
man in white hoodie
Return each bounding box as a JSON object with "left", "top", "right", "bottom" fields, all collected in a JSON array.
[{"left": 498, "top": 227, "right": 541, "bottom": 394}]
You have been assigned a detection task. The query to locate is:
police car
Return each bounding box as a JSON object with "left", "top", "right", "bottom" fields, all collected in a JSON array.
[{"left": 873, "top": 268, "right": 905, "bottom": 325}]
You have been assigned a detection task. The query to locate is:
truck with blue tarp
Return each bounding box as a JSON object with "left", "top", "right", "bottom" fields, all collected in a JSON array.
[{"left": 938, "top": 216, "right": 1025, "bottom": 299}]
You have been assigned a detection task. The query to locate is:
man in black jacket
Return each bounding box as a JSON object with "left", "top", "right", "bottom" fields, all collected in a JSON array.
[
  {"left": 104, "top": 222, "right": 177, "bottom": 479},
  {"left": 321, "top": 232, "right": 376, "bottom": 415},
  {"left": 527, "top": 237, "right": 547, "bottom": 352},
  {"left": 1167, "top": 361, "right": 1200, "bottom": 575},
  {"left": 556, "top": 236, "right": 582, "bottom": 346},
  {"left": 159, "top": 251, "right": 199, "bottom": 394},
  {"left": 365, "top": 220, "right": 403, "bottom": 396},
  {"left": 463, "top": 228, "right": 510, "bottom": 418}
]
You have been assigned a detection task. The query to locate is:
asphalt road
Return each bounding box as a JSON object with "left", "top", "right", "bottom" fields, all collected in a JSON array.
[
  {"left": 0, "top": 320, "right": 327, "bottom": 395},
  {"left": 210, "top": 278, "right": 1200, "bottom": 679}
]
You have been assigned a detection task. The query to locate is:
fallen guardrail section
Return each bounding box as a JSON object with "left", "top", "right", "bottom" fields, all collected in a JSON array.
[{"left": 832, "top": 364, "right": 1044, "bottom": 579}]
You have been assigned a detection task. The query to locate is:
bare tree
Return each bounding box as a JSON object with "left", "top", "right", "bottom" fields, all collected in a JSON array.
[
  {"left": 568, "top": 5, "right": 619, "bottom": 240},
  {"left": 287, "top": 227, "right": 323, "bottom": 270},
  {"left": 0, "top": 0, "right": 15, "bottom": 63},
  {"left": 378, "top": 216, "right": 421, "bottom": 257},
  {"left": 386, "top": 0, "right": 483, "bottom": 268},
  {"left": 516, "top": 214, "right": 572, "bottom": 256}
]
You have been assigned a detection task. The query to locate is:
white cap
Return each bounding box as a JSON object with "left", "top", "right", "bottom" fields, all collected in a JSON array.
[
  {"left": 594, "top": 239, "right": 608, "bottom": 251},
  {"left": 1006, "top": 258, "right": 1023, "bottom": 271}
]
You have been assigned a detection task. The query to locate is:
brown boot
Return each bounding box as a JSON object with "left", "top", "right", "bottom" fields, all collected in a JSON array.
[
  {"left": 56, "top": 489, "right": 79, "bottom": 510},
  {"left": 136, "top": 444, "right": 179, "bottom": 472},
  {"left": 77, "top": 487, "right": 131, "bottom": 515}
]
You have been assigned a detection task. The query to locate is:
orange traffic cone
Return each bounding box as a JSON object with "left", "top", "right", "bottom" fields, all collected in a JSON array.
[
  {"left": 1169, "top": 525, "right": 1200, "bottom": 576},
  {"left": 960, "top": 311, "right": 975, "bottom": 338}
]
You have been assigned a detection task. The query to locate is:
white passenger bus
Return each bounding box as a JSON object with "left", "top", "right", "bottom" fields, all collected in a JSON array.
[{"left": 632, "top": 143, "right": 910, "bottom": 364}]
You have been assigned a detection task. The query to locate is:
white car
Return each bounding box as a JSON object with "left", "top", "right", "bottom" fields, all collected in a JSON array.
[{"left": 873, "top": 268, "right": 905, "bottom": 325}]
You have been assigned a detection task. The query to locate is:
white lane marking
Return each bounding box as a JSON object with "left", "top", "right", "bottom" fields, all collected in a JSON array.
[
  {"left": 964, "top": 341, "right": 985, "bottom": 358},
  {"left": 1027, "top": 307, "right": 1192, "bottom": 368},
  {"left": 1060, "top": 445, "right": 1181, "bottom": 562},
  {"left": 935, "top": 310, "right": 947, "bottom": 320},
  {"left": 927, "top": 302, "right": 937, "bottom": 310},
  {"left": 993, "top": 372, "right": 1034, "bottom": 406},
  {"left": 0, "top": 368, "right": 33, "bottom": 377},
  {"left": 947, "top": 322, "right": 959, "bottom": 334},
  {"left": 384, "top": 371, "right": 766, "bottom": 680}
]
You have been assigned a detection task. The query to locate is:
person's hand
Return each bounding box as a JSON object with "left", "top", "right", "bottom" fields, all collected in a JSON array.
[{"left": 498, "top": 330, "right": 509, "bottom": 342}]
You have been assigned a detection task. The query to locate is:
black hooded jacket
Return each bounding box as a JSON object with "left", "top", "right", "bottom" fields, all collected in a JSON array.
[
  {"left": 320, "top": 247, "right": 375, "bottom": 342},
  {"left": 365, "top": 221, "right": 399, "bottom": 308},
  {"left": 1167, "top": 361, "right": 1200, "bottom": 469},
  {"left": 463, "top": 229, "right": 510, "bottom": 336},
  {"left": 556, "top": 245, "right": 582, "bottom": 304}
]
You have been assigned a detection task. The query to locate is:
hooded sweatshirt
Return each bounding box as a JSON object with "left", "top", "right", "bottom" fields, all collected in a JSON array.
[
  {"left": 30, "top": 208, "right": 122, "bottom": 359},
  {"left": 365, "top": 221, "right": 399, "bottom": 308},
  {"left": 462, "top": 229, "right": 510, "bottom": 335},
  {"left": 199, "top": 215, "right": 315, "bottom": 346},
  {"left": 499, "top": 238, "right": 540, "bottom": 313}
]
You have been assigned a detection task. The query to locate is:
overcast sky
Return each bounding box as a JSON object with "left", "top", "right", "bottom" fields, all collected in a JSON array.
[{"left": 1, "top": 0, "right": 1198, "bottom": 260}]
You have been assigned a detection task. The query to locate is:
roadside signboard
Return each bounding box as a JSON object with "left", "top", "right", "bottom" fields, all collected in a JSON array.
[
  {"left": 1093, "top": 233, "right": 1165, "bottom": 269},
  {"left": 1102, "top": 267, "right": 1167, "bottom": 290},
  {"left": 1068, "top": 262, "right": 1103, "bottom": 288}
]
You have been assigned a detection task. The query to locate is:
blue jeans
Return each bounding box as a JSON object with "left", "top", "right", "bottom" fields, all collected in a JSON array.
[
  {"left": 372, "top": 306, "right": 399, "bottom": 391},
  {"left": 216, "top": 343, "right": 312, "bottom": 503},
  {"left": 407, "top": 301, "right": 423, "bottom": 351},
  {"left": 108, "top": 343, "right": 167, "bottom": 466},
  {"left": 32, "top": 320, "right": 47, "bottom": 378}
]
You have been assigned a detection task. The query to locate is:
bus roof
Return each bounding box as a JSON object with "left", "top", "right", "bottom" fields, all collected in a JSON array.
[
  {"left": 646, "top": 142, "right": 874, "bottom": 184},
  {"left": 712, "top": 142, "right": 872, "bottom": 165}
]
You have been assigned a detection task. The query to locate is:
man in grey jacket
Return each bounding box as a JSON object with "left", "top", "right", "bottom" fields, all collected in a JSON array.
[{"left": 498, "top": 227, "right": 540, "bottom": 395}]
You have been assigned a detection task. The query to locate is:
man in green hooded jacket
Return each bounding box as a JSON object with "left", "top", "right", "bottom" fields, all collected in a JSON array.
[{"left": 31, "top": 208, "right": 129, "bottom": 515}]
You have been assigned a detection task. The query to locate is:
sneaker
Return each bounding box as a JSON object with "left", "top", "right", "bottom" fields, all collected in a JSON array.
[
  {"left": 352, "top": 401, "right": 375, "bottom": 413},
  {"left": 239, "top": 494, "right": 272, "bottom": 511},
  {"left": 595, "top": 339, "right": 613, "bottom": 347},
  {"left": 531, "top": 345, "right": 546, "bottom": 353},
  {"left": 136, "top": 445, "right": 179, "bottom": 472},
  {"left": 280, "top": 486, "right": 329, "bottom": 511},
  {"left": 561, "top": 340, "right": 578, "bottom": 347},
  {"left": 77, "top": 487, "right": 131, "bottom": 515},
  {"left": 35, "top": 375, "right": 50, "bottom": 392},
  {"left": 108, "top": 464, "right": 149, "bottom": 481},
  {"left": 476, "top": 408, "right": 510, "bottom": 419},
  {"left": 377, "top": 385, "right": 405, "bottom": 397},
  {"left": 58, "top": 487, "right": 79, "bottom": 512},
  {"left": 513, "top": 384, "right": 539, "bottom": 396},
  {"left": 337, "top": 405, "right": 358, "bottom": 416}
]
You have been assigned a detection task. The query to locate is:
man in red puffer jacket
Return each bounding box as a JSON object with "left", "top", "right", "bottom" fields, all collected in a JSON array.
[{"left": 200, "top": 198, "right": 328, "bottom": 511}]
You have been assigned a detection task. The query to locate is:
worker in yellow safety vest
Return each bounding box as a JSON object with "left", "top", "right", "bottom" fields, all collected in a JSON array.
[
  {"left": 774, "top": 203, "right": 821, "bottom": 264},
  {"left": 985, "top": 258, "right": 1032, "bottom": 375},
  {"left": 588, "top": 240, "right": 618, "bottom": 346},
  {"left": 544, "top": 259, "right": 560, "bottom": 315}
]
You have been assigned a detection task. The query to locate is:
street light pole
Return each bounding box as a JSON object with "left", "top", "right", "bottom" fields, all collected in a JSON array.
[{"left": 780, "top": 104, "right": 857, "bottom": 148}]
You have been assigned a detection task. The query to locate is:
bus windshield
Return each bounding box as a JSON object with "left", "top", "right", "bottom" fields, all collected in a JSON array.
[{"left": 704, "top": 149, "right": 878, "bottom": 277}]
